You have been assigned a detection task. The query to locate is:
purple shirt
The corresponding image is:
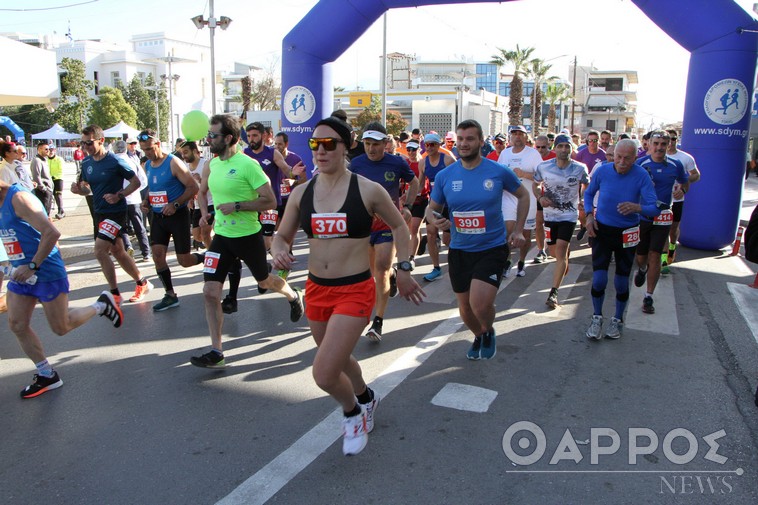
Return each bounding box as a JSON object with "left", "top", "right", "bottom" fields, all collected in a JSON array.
[
  {"left": 573, "top": 148, "right": 606, "bottom": 174},
  {"left": 244, "top": 145, "right": 284, "bottom": 206}
]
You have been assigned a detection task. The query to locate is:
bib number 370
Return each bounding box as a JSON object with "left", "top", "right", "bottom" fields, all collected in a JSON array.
[{"left": 311, "top": 213, "right": 348, "bottom": 239}]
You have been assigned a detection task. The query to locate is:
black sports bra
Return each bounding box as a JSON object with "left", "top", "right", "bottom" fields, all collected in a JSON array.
[{"left": 300, "top": 173, "right": 372, "bottom": 239}]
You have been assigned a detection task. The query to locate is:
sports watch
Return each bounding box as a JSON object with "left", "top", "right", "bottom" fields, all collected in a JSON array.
[
  {"left": 28, "top": 261, "right": 39, "bottom": 271},
  {"left": 396, "top": 261, "right": 414, "bottom": 272},
  {"left": 234, "top": 202, "right": 241, "bottom": 212}
]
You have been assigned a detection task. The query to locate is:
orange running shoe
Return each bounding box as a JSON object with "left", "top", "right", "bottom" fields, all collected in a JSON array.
[{"left": 129, "top": 280, "right": 153, "bottom": 302}]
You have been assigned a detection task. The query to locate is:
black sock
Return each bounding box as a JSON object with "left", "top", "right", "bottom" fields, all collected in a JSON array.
[
  {"left": 344, "top": 404, "right": 361, "bottom": 417},
  {"left": 137, "top": 277, "right": 147, "bottom": 286},
  {"left": 157, "top": 268, "right": 173, "bottom": 293},
  {"left": 373, "top": 316, "right": 383, "bottom": 325},
  {"left": 110, "top": 288, "right": 120, "bottom": 296},
  {"left": 357, "top": 387, "right": 374, "bottom": 404},
  {"left": 228, "top": 259, "right": 242, "bottom": 299},
  {"left": 192, "top": 252, "right": 205, "bottom": 265},
  {"left": 518, "top": 260, "right": 525, "bottom": 271}
]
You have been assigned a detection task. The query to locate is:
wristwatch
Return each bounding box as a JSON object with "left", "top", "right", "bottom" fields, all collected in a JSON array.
[
  {"left": 173, "top": 201, "right": 180, "bottom": 209},
  {"left": 28, "top": 261, "right": 39, "bottom": 271},
  {"left": 234, "top": 202, "right": 241, "bottom": 211},
  {"left": 396, "top": 260, "right": 414, "bottom": 272}
]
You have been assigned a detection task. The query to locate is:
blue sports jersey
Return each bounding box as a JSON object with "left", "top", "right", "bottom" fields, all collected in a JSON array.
[
  {"left": 0, "top": 184, "right": 66, "bottom": 281},
  {"left": 349, "top": 153, "right": 415, "bottom": 204},
  {"left": 637, "top": 155, "right": 689, "bottom": 221},
  {"left": 80, "top": 151, "right": 135, "bottom": 213},
  {"left": 431, "top": 158, "right": 522, "bottom": 252},
  {"left": 146, "top": 153, "right": 187, "bottom": 212},
  {"left": 584, "top": 163, "right": 660, "bottom": 228}
]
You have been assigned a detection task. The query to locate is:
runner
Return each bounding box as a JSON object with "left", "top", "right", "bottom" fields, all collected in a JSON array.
[
  {"left": 404, "top": 140, "right": 428, "bottom": 263},
  {"left": 271, "top": 116, "right": 424, "bottom": 455},
  {"left": 0, "top": 180, "right": 122, "bottom": 399},
  {"left": 427, "top": 119, "right": 529, "bottom": 360},
  {"left": 532, "top": 134, "right": 589, "bottom": 308},
  {"left": 583, "top": 139, "right": 661, "bottom": 340}
]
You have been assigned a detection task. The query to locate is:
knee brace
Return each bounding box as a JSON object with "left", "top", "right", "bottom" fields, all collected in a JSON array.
[
  {"left": 591, "top": 288, "right": 605, "bottom": 298},
  {"left": 616, "top": 290, "right": 629, "bottom": 302}
]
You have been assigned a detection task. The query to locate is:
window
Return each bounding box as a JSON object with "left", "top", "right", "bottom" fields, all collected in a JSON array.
[
  {"left": 136, "top": 72, "right": 146, "bottom": 85},
  {"left": 111, "top": 71, "right": 122, "bottom": 88},
  {"left": 606, "top": 119, "right": 616, "bottom": 132},
  {"left": 93, "top": 71, "right": 99, "bottom": 95},
  {"left": 587, "top": 120, "right": 593, "bottom": 127},
  {"left": 605, "top": 78, "right": 623, "bottom": 91}
]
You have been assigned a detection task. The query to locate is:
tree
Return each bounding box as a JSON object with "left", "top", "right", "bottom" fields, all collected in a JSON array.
[
  {"left": 56, "top": 57, "right": 94, "bottom": 132},
  {"left": 352, "top": 96, "right": 408, "bottom": 136},
  {"left": 527, "top": 58, "right": 558, "bottom": 134},
  {"left": 544, "top": 82, "right": 571, "bottom": 133},
  {"left": 241, "top": 76, "right": 252, "bottom": 116},
  {"left": 88, "top": 87, "right": 137, "bottom": 132},
  {"left": 252, "top": 76, "right": 280, "bottom": 111},
  {"left": 490, "top": 45, "right": 535, "bottom": 127},
  {"left": 120, "top": 75, "right": 155, "bottom": 132},
  {"left": 0, "top": 104, "right": 55, "bottom": 139},
  {"left": 144, "top": 73, "right": 170, "bottom": 141}
]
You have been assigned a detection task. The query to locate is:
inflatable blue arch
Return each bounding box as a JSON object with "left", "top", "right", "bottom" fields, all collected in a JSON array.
[{"left": 281, "top": 0, "right": 758, "bottom": 250}]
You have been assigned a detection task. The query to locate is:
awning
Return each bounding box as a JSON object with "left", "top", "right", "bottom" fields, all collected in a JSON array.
[
  {"left": 0, "top": 36, "right": 58, "bottom": 106},
  {"left": 102, "top": 120, "right": 140, "bottom": 138},
  {"left": 31, "top": 123, "right": 80, "bottom": 140},
  {"left": 586, "top": 95, "right": 627, "bottom": 109}
]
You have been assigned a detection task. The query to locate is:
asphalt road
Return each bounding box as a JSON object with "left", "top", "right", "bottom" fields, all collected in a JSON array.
[{"left": 0, "top": 166, "right": 757, "bottom": 505}]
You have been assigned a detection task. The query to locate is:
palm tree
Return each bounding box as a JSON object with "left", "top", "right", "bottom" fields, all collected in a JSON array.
[
  {"left": 490, "top": 45, "right": 535, "bottom": 127},
  {"left": 544, "top": 82, "right": 571, "bottom": 133},
  {"left": 527, "top": 58, "right": 558, "bottom": 135}
]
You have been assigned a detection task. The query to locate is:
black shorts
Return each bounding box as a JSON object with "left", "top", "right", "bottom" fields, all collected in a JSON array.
[
  {"left": 448, "top": 244, "right": 509, "bottom": 293},
  {"left": 672, "top": 201, "right": 684, "bottom": 223},
  {"left": 191, "top": 206, "right": 215, "bottom": 228},
  {"left": 411, "top": 198, "right": 429, "bottom": 219},
  {"left": 150, "top": 206, "right": 191, "bottom": 254},
  {"left": 636, "top": 220, "right": 669, "bottom": 255},
  {"left": 53, "top": 178, "right": 63, "bottom": 193},
  {"left": 94, "top": 211, "right": 128, "bottom": 244},
  {"left": 589, "top": 221, "right": 637, "bottom": 277},
  {"left": 544, "top": 220, "right": 575, "bottom": 245},
  {"left": 260, "top": 205, "right": 284, "bottom": 236},
  {"left": 202, "top": 231, "right": 269, "bottom": 283}
]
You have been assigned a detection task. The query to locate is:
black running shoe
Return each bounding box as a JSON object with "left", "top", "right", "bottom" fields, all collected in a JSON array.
[
  {"left": 634, "top": 268, "right": 647, "bottom": 288},
  {"left": 366, "top": 317, "right": 383, "bottom": 342},
  {"left": 20, "top": 372, "right": 63, "bottom": 399},
  {"left": 417, "top": 235, "right": 427, "bottom": 256},
  {"left": 289, "top": 288, "right": 304, "bottom": 322},
  {"left": 576, "top": 227, "right": 586, "bottom": 241},
  {"left": 190, "top": 351, "right": 226, "bottom": 369},
  {"left": 97, "top": 291, "right": 123, "bottom": 328},
  {"left": 389, "top": 267, "right": 398, "bottom": 298},
  {"left": 642, "top": 296, "right": 655, "bottom": 314},
  {"left": 221, "top": 295, "right": 238, "bottom": 314}
]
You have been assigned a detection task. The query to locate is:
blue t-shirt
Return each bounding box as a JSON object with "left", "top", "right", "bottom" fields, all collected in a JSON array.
[
  {"left": 349, "top": 153, "right": 415, "bottom": 204},
  {"left": 146, "top": 153, "right": 186, "bottom": 212},
  {"left": 584, "top": 163, "right": 660, "bottom": 228},
  {"left": 431, "top": 158, "right": 521, "bottom": 252},
  {"left": 0, "top": 184, "right": 66, "bottom": 282},
  {"left": 80, "top": 151, "right": 135, "bottom": 213},
  {"left": 637, "top": 155, "right": 689, "bottom": 220}
]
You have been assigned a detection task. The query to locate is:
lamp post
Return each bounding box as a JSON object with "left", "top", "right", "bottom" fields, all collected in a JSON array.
[
  {"left": 161, "top": 73, "right": 180, "bottom": 144},
  {"left": 191, "top": 0, "right": 232, "bottom": 115},
  {"left": 144, "top": 85, "right": 161, "bottom": 137}
]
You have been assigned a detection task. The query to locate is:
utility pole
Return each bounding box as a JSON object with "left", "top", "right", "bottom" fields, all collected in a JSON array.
[{"left": 570, "top": 56, "right": 577, "bottom": 134}]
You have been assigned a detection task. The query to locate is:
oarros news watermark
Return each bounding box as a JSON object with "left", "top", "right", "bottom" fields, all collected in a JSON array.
[{"left": 502, "top": 421, "right": 744, "bottom": 495}]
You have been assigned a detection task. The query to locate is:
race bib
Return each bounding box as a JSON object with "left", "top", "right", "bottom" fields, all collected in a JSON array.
[
  {"left": 544, "top": 226, "right": 551, "bottom": 242},
  {"left": 203, "top": 251, "right": 220, "bottom": 274},
  {"left": 98, "top": 219, "right": 122, "bottom": 240},
  {"left": 622, "top": 226, "right": 640, "bottom": 248},
  {"left": 653, "top": 209, "right": 673, "bottom": 226},
  {"left": 2, "top": 236, "right": 25, "bottom": 261},
  {"left": 149, "top": 191, "right": 169, "bottom": 209},
  {"left": 311, "top": 213, "right": 348, "bottom": 239},
  {"left": 260, "top": 209, "right": 278, "bottom": 226},
  {"left": 280, "top": 179, "right": 294, "bottom": 197},
  {"left": 452, "top": 210, "right": 486, "bottom": 234}
]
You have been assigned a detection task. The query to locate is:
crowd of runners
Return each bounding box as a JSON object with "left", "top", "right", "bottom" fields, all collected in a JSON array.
[{"left": 0, "top": 112, "right": 711, "bottom": 454}]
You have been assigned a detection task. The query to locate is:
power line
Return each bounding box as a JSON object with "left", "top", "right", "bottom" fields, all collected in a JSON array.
[{"left": 0, "top": 1, "right": 99, "bottom": 12}]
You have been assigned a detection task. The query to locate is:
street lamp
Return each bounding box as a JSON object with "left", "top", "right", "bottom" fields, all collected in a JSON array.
[
  {"left": 191, "top": 0, "right": 232, "bottom": 115},
  {"left": 160, "top": 74, "right": 180, "bottom": 142}
]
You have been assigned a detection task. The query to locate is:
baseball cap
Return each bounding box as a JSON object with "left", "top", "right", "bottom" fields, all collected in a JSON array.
[
  {"left": 560, "top": 128, "right": 571, "bottom": 135},
  {"left": 126, "top": 136, "right": 138, "bottom": 144},
  {"left": 48, "top": 144, "right": 56, "bottom": 150},
  {"left": 509, "top": 125, "right": 527, "bottom": 134},
  {"left": 445, "top": 131, "right": 455, "bottom": 141},
  {"left": 362, "top": 130, "right": 388, "bottom": 141},
  {"left": 493, "top": 133, "right": 507, "bottom": 142},
  {"left": 553, "top": 134, "right": 572, "bottom": 146},
  {"left": 423, "top": 133, "right": 442, "bottom": 144},
  {"left": 406, "top": 141, "right": 420, "bottom": 150}
]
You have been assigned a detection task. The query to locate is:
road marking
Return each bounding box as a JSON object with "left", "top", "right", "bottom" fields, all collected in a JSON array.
[
  {"left": 727, "top": 282, "right": 758, "bottom": 345},
  {"left": 625, "top": 272, "right": 679, "bottom": 335},
  {"left": 431, "top": 382, "right": 498, "bottom": 413},
  {"left": 503, "top": 263, "right": 585, "bottom": 322},
  {"left": 216, "top": 312, "right": 462, "bottom": 505}
]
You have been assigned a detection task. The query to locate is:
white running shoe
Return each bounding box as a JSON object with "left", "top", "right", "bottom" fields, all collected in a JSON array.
[
  {"left": 363, "top": 392, "right": 380, "bottom": 433},
  {"left": 342, "top": 406, "right": 368, "bottom": 456}
]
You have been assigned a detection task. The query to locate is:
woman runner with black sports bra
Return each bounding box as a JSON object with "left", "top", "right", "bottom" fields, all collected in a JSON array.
[{"left": 271, "top": 117, "right": 425, "bottom": 456}]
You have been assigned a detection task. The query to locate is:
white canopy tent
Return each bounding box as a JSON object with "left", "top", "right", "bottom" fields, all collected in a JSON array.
[
  {"left": 31, "top": 123, "right": 80, "bottom": 140},
  {"left": 0, "top": 36, "right": 58, "bottom": 106},
  {"left": 102, "top": 121, "right": 140, "bottom": 139}
]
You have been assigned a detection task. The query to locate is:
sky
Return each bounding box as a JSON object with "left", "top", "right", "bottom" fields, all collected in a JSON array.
[{"left": 1, "top": 0, "right": 756, "bottom": 127}]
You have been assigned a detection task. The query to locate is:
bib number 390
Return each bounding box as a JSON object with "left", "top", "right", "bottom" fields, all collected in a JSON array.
[{"left": 452, "top": 210, "right": 486, "bottom": 234}]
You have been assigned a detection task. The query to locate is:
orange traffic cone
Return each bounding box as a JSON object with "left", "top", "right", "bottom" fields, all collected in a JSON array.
[{"left": 730, "top": 226, "right": 745, "bottom": 256}]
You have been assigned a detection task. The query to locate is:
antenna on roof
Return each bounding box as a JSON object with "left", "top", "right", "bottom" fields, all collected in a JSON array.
[{"left": 65, "top": 20, "right": 73, "bottom": 45}]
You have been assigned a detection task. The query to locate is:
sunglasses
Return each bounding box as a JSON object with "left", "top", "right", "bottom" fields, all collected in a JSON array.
[
  {"left": 406, "top": 147, "right": 418, "bottom": 152},
  {"left": 206, "top": 131, "right": 225, "bottom": 139},
  {"left": 308, "top": 137, "right": 343, "bottom": 151},
  {"left": 535, "top": 145, "right": 548, "bottom": 149},
  {"left": 81, "top": 138, "right": 101, "bottom": 146},
  {"left": 587, "top": 139, "right": 599, "bottom": 143},
  {"left": 137, "top": 133, "right": 156, "bottom": 142},
  {"left": 424, "top": 143, "right": 439, "bottom": 147}
]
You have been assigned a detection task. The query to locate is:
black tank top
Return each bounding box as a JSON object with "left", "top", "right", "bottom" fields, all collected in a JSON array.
[{"left": 300, "top": 172, "right": 372, "bottom": 239}]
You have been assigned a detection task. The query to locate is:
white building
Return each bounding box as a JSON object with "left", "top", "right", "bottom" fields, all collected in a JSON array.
[{"left": 570, "top": 65, "right": 639, "bottom": 136}]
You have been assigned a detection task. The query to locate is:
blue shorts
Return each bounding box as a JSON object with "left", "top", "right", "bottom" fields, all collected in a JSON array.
[
  {"left": 370, "top": 229, "right": 393, "bottom": 246},
  {"left": 7, "top": 277, "right": 70, "bottom": 302}
]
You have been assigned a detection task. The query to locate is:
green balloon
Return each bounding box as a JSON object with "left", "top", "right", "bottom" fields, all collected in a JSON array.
[{"left": 181, "top": 110, "right": 210, "bottom": 141}]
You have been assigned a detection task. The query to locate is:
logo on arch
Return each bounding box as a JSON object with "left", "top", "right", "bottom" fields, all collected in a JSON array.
[
  {"left": 703, "top": 79, "right": 748, "bottom": 126},
  {"left": 283, "top": 86, "right": 316, "bottom": 125}
]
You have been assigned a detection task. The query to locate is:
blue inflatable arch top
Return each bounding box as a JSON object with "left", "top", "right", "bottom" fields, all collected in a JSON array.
[
  {"left": 281, "top": 0, "right": 758, "bottom": 250},
  {"left": 0, "top": 116, "right": 25, "bottom": 142}
]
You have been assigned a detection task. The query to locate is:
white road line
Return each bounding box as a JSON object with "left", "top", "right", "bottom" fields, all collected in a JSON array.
[
  {"left": 727, "top": 282, "right": 758, "bottom": 345},
  {"left": 431, "top": 382, "right": 498, "bottom": 413},
  {"left": 215, "top": 312, "right": 462, "bottom": 505},
  {"left": 503, "top": 262, "right": 585, "bottom": 321},
  {"left": 625, "top": 272, "right": 679, "bottom": 335}
]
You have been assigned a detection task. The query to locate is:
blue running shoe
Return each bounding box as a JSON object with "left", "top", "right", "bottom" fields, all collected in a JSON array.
[
  {"left": 423, "top": 267, "right": 443, "bottom": 282},
  {"left": 480, "top": 330, "right": 496, "bottom": 359}
]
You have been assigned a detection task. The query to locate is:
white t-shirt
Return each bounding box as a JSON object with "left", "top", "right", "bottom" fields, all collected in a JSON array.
[
  {"left": 667, "top": 150, "right": 697, "bottom": 203},
  {"left": 498, "top": 146, "right": 543, "bottom": 228},
  {"left": 0, "top": 159, "right": 21, "bottom": 185},
  {"left": 533, "top": 159, "right": 590, "bottom": 223},
  {"left": 116, "top": 153, "right": 148, "bottom": 205},
  {"left": 190, "top": 157, "right": 213, "bottom": 207}
]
